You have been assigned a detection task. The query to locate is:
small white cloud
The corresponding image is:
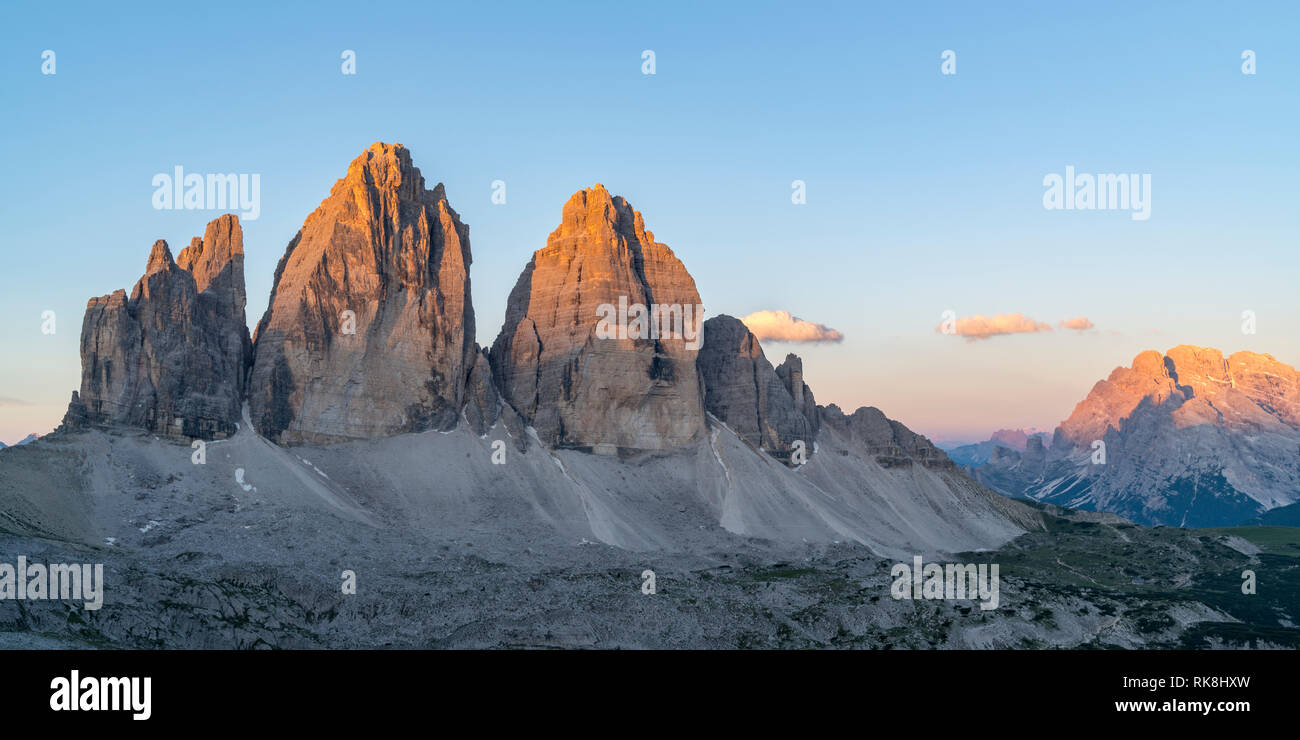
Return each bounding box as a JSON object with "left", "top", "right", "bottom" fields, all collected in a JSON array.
[{"left": 741, "top": 310, "right": 844, "bottom": 343}]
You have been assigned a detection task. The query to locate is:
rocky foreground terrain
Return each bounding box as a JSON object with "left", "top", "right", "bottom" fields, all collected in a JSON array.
[{"left": 4, "top": 142, "right": 1296, "bottom": 649}]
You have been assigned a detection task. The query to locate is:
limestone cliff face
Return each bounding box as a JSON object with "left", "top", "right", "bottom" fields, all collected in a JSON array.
[
  {"left": 1055, "top": 349, "right": 1181, "bottom": 448},
  {"left": 1056, "top": 346, "right": 1300, "bottom": 447},
  {"left": 490, "top": 185, "right": 706, "bottom": 451},
  {"left": 177, "top": 214, "right": 247, "bottom": 328},
  {"left": 695, "top": 315, "right": 817, "bottom": 463},
  {"left": 775, "top": 353, "right": 819, "bottom": 437},
  {"left": 976, "top": 345, "right": 1300, "bottom": 526},
  {"left": 247, "top": 143, "right": 476, "bottom": 445},
  {"left": 67, "top": 217, "right": 250, "bottom": 439},
  {"left": 176, "top": 214, "right": 251, "bottom": 398}
]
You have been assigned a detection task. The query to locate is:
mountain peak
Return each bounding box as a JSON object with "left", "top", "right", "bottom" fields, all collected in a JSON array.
[
  {"left": 1129, "top": 349, "right": 1166, "bottom": 377},
  {"left": 349, "top": 141, "right": 409, "bottom": 177},
  {"left": 1069, "top": 344, "right": 1300, "bottom": 441},
  {"left": 980, "top": 344, "right": 1300, "bottom": 526},
  {"left": 248, "top": 144, "right": 475, "bottom": 444},
  {"left": 176, "top": 214, "right": 246, "bottom": 323},
  {"left": 492, "top": 185, "right": 702, "bottom": 450},
  {"left": 1061, "top": 347, "right": 1186, "bottom": 445},
  {"left": 177, "top": 214, "right": 243, "bottom": 269},
  {"left": 71, "top": 216, "right": 250, "bottom": 439},
  {"left": 697, "top": 315, "right": 818, "bottom": 464},
  {"left": 324, "top": 142, "right": 449, "bottom": 212},
  {"left": 145, "top": 239, "right": 175, "bottom": 275},
  {"left": 556, "top": 185, "right": 654, "bottom": 247},
  {"left": 1164, "top": 345, "right": 1227, "bottom": 378}
]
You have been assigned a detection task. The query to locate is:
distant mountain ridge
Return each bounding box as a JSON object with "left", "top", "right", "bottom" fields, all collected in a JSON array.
[
  {"left": 973, "top": 346, "right": 1300, "bottom": 527},
  {"left": 943, "top": 428, "right": 1049, "bottom": 467},
  {"left": 0, "top": 434, "right": 41, "bottom": 451}
]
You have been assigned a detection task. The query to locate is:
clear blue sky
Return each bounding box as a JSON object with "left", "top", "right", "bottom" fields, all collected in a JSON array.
[{"left": 2, "top": 0, "right": 1297, "bottom": 445}]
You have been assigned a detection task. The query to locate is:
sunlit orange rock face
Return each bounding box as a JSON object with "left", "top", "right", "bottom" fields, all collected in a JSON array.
[
  {"left": 490, "top": 185, "right": 706, "bottom": 451},
  {"left": 1056, "top": 349, "right": 1181, "bottom": 446},
  {"left": 1058, "top": 345, "right": 1300, "bottom": 445},
  {"left": 248, "top": 143, "right": 477, "bottom": 445},
  {"left": 974, "top": 345, "right": 1300, "bottom": 526}
]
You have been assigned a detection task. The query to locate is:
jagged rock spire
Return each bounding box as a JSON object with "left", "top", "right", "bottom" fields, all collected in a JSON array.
[{"left": 247, "top": 143, "right": 476, "bottom": 445}]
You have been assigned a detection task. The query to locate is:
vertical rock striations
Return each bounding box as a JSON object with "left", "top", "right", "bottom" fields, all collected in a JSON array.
[
  {"left": 176, "top": 213, "right": 252, "bottom": 399},
  {"left": 247, "top": 143, "right": 476, "bottom": 445},
  {"left": 67, "top": 217, "right": 250, "bottom": 439},
  {"left": 775, "top": 353, "right": 819, "bottom": 438},
  {"left": 695, "top": 315, "right": 948, "bottom": 471},
  {"left": 695, "top": 315, "right": 817, "bottom": 463},
  {"left": 490, "top": 185, "right": 706, "bottom": 451}
]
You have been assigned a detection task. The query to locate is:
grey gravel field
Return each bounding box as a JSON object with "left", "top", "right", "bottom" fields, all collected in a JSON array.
[{"left": 2, "top": 419, "right": 1291, "bottom": 650}]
